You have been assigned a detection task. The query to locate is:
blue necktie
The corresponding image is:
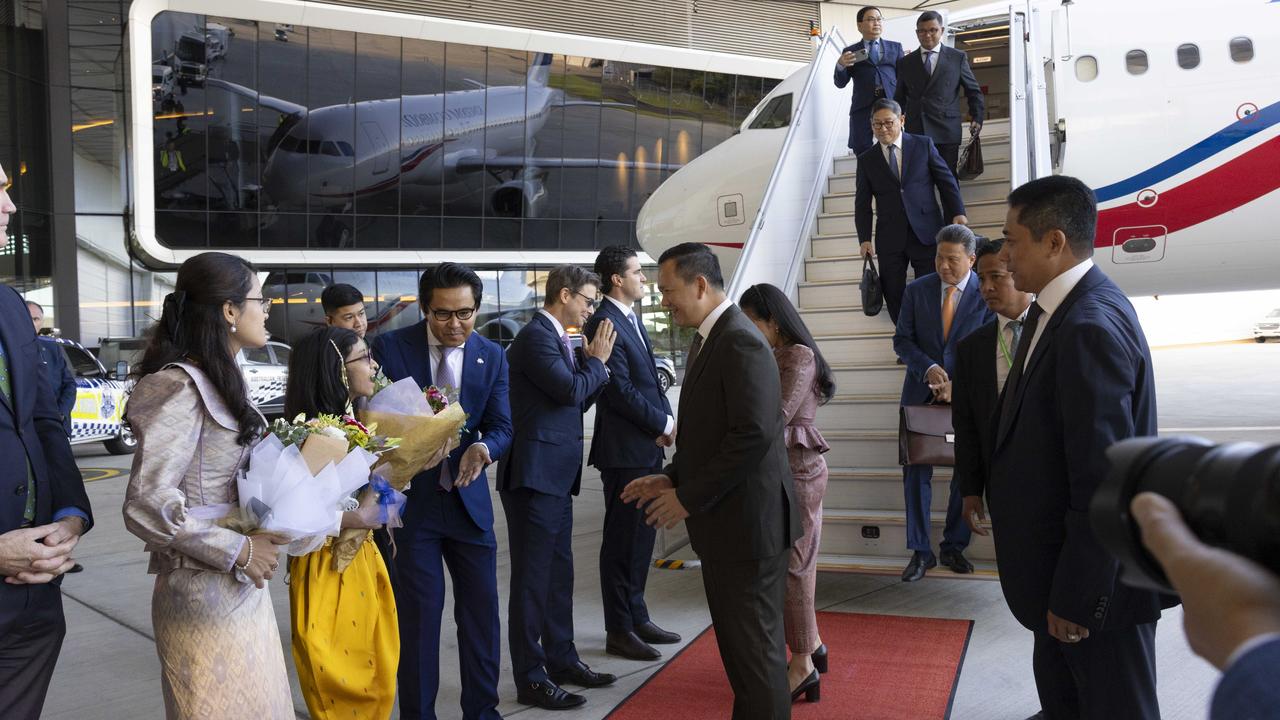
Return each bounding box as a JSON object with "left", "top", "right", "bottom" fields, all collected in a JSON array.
[
  {"left": 887, "top": 144, "right": 901, "bottom": 181},
  {"left": 628, "top": 312, "right": 647, "bottom": 349},
  {"left": 869, "top": 40, "right": 880, "bottom": 64},
  {"left": 925, "top": 50, "right": 936, "bottom": 76}
]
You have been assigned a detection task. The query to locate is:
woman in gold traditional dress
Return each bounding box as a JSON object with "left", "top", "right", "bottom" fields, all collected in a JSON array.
[{"left": 123, "top": 252, "right": 295, "bottom": 719}]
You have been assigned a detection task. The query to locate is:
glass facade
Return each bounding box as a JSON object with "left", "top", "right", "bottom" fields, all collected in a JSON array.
[
  {"left": 1, "top": 2, "right": 53, "bottom": 292},
  {"left": 148, "top": 11, "right": 775, "bottom": 251}
]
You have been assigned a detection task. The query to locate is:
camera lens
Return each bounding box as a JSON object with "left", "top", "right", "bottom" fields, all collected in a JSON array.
[{"left": 1091, "top": 436, "right": 1280, "bottom": 593}]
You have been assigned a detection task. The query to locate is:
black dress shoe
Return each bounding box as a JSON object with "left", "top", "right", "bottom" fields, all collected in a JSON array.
[
  {"left": 634, "top": 621, "right": 681, "bottom": 645},
  {"left": 790, "top": 669, "right": 820, "bottom": 703},
  {"left": 901, "top": 551, "right": 937, "bottom": 582},
  {"left": 939, "top": 549, "right": 974, "bottom": 574},
  {"left": 516, "top": 680, "right": 586, "bottom": 710},
  {"left": 549, "top": 660, "right": 617, "bottom": 688},
  {"left": 607, "top": 631, "right": 661, "bottom": 661},
  {"left": 811, "top": 643, "right": 828, "bottom": 674}
]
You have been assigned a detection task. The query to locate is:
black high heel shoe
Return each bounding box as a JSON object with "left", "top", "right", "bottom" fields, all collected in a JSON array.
[
  {"left": 812, "top": 643, "right": 828, "bottom": 674},
  {"left": 791, "top": 669, "right": 820, "bottom": 703}
]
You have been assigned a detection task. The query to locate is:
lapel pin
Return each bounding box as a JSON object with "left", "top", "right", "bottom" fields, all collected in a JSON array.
[{"left": 477, "top": 357, "right": 485, "bottom": 364}]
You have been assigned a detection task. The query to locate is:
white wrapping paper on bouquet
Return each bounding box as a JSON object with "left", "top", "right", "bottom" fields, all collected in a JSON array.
[{"left": 238, "top": 434, "right": 377, "bottom": 556}]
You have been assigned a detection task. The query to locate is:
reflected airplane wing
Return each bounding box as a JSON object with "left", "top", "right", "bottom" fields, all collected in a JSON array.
[
  {"left": 455, "top": 156, "right": 683, "bottom": 172},
  {"left": 205, "top": 78, "right": 308, "bottom": 117}
]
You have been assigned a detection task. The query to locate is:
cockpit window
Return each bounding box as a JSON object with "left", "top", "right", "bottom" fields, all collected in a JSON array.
[{"left": 748, "top": 93, "right": 792, "bottom": 130}]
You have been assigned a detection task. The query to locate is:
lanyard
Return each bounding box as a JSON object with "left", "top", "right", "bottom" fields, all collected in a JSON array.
[{"left": 997, "top": 323, "right": 1015, "bottom": 369}]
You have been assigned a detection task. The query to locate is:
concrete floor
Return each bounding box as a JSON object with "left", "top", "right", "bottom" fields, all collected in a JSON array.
[{"left": 44, "top": 342, "right": 1279, "bottom": 719}]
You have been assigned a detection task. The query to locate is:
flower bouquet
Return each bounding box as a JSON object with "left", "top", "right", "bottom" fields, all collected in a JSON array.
[{"left": 359, "top": 377, "right": 468, "bottom": 491}]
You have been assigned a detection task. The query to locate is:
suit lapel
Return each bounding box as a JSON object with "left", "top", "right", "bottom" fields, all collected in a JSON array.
[
  {"left": 683, "top": 306, "right": 735, "bottom": 393},
  {"left": 404, "top": 321, "right": 435, "bottom": 388},
  {"left": 459, "top": 332, "right": 484, "bottom": 427},
  {"left": 946, "top": 272, "right": 984, "bottom": 350}
]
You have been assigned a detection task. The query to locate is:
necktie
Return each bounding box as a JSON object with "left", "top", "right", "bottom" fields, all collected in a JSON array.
[
  {"left": 686, "top": 333, "right": 704, "bottom": 376},
  {"left": 435, "top": 345, "right": 459, "bottom": 491},
  {"left": 941, "top": 286, "right": 957, "bottom": 342},
  {"left": 560, "top": 332, "right": 577, "bottom": 370},
  {"left": 869, "top": 40, "right": 880, "bottom": 64},
  {"left": 997, "top": 319, "right": 1022, "bottom": 393},
  {"left": 1008, "top": 319, "right": 1023, "bottom": 352},
  {"left": 0, "top": 343, "right": 36, "bottom": 522},
  {"left": 887, "top": 144, "right": 900, "bottom": 181},
  {"left": 926, "top": 50, "right": 935, "bottom": 76},
  {"left": 997, "top": 302, "right": 1044, "bottom": 427},
  {"left": 628, "top": 312, "right": 647, "bottom": 349}
]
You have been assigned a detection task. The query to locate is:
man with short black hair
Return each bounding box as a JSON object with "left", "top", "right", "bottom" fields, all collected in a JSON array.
[
  {"left": 321, "top": 283, "right": 368, "bottom": 338},
  {"left": 894, "top": 10, "right": 985, "bottom": 174},
  {"left": 585, "top": 246, "right": 680, "bottom": 662},
  {"left": 500, "top": 265, "right": 619, "bottom": 710},
  {"left": 834, "top": 6, "right": 904, "bottom": 155},
  {"left": 26, "top": 301, "right": 76, "bottom": 436},
  {"left": 371, "top": 262, "right": 513, "bottom": 720}
]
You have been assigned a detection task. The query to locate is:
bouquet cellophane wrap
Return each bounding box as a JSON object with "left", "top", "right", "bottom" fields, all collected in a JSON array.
[
  {"left": 358, "top": 377, "right": 467, "bottom": 492},
  {"left": 236, "top": 434, "right": 377, "bottom": 556}
]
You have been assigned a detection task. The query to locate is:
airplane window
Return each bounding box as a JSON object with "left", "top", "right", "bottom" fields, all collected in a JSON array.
[
  {"left": 1177, "top": 44, "right": 1200, "bottom": 69},
  {"left": 1074, "top": 55, "right": 1098, "bottom": 82},
  {"left": 320, "top": 141, "right": 342, "bottom": 156},
  {"left": 335, "top": 141, "right": 355, "bottom": 157},
  {"left": 748, "top": 93, "right": 792, "bottom": 130},
  {"left": 1125, "top": 50, "right": 1148, "bottom": 75},
  {"left": 1230, "top": 37, "right": 1254, "bottom": 63}
]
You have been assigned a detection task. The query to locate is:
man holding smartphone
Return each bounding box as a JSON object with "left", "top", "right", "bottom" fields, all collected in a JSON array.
[{"left": 833, "top": 6, "right": 904, "bottom": 155}]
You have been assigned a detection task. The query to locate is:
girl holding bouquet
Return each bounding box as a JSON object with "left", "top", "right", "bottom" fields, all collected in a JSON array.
[
  {"left": 282, "top": 326, "right": 435, "bottom": 719},
  {"left": 122, "top": 252, "right": 294, "bottom": 719}
]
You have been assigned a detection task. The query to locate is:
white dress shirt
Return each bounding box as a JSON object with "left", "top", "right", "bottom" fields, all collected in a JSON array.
[
  {"left": 921, "top": 48, "right": 938, "bottom": 75},
  {"left": 1023, "top": 259, "right": 1094, "bottom": 370},
  {"left": 426, "top": 329, "right": 487, "bottom": 457},
  {"left": 880, "top": 133, "right": 904, "bottom": 176},
  {"left": 604, "top": 295, "right": 674, "bottom": 436},
  {"left": 697, "top": 298, "right": 734, "bottom": 340},
  {"left": 995, "top": 306, "right": 1030, "bottom": 393}
]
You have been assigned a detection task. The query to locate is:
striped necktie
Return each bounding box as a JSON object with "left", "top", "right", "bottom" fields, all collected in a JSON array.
[
  {"left": 0, "top": 343, "right": 36, "bottom": 522},
  {"left": 435, "top": 345, "right": 459, "bottom": 491}
]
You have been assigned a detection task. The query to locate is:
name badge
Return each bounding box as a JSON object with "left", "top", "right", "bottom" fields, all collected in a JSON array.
[{"left": 945, "top": 433, "right": 955, "bottom": 444}]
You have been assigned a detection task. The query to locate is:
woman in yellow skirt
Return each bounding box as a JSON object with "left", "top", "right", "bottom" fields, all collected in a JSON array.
[{"left": 281, "top": 326, "right": 443, "bottom": 719}]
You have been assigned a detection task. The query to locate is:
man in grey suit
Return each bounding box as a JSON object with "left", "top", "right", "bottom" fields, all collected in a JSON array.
[
  {"left": 623, "top": 242, "right": 800, "bottom": 720},
  {"left": 893, "top": 10, "right": 985, "bottom": 174}
]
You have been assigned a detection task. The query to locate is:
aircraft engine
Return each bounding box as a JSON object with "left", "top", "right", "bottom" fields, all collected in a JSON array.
[{"left": 491, "top": 178, "right": 548, "bottom": 218}]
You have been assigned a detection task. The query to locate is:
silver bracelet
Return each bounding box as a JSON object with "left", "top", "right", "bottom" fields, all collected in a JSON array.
[{"left": 236, "top": 536, "right": 254, "bottom": 571}]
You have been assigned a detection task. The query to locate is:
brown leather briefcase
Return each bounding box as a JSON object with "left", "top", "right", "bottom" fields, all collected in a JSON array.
[{"left": 898, "top": 404, "right": 955, "bottom": 467}]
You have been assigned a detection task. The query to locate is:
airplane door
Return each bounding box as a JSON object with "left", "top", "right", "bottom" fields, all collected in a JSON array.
[{"left": 362, "top": 121, "right": 389, "bottom": 175}]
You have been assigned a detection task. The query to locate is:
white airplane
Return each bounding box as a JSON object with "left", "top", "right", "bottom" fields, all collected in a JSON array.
[
  {"left": 207, "top": 53, "right": 675, "bottom": 217},
  {"left": 637, "top": 0, "right": 1280, "bottom": 297}
]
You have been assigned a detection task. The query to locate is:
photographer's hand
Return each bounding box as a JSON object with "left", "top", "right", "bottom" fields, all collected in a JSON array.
[{"left": 1132, "top": 492, "right": 1280, "bottom": 670}]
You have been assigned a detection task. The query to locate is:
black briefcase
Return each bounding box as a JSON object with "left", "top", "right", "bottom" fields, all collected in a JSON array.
[
  {"left": 957, "top": 133, "right": 984, "bottom": 181},
  {"left": 861, "top": 255, "right": 884, "bottom": 317},
  {"left": 898, "top": 403, "right": 955, "bottom": 467}
]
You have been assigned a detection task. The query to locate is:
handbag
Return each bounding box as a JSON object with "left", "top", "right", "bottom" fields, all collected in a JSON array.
[
  {"left": 861, "top": 255, "right": 884, "bottom": 317},
  {"left": 898, "top": 403, "right": 955, "bottom": 467},
  {"left": 956, "top": 132, "right": 984, "bottom": 181}
]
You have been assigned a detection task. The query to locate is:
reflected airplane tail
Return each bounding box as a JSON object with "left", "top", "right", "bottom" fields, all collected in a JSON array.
[{"left": 528, "top": 52, "right": 553, "bottom": 90}]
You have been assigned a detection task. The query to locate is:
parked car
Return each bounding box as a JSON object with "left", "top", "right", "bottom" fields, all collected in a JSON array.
[
  {"left": 239, "top": 341, "right": 291, "bottom": 417},
  {"left": 1254, "top": 308, "right": 1280, "bottom": 343},
  {"left": 56, "top": 338, "right": 136, "bottom": 455},
  {"left": 655, "top": 355, "right": 676, "bottom": 392}
]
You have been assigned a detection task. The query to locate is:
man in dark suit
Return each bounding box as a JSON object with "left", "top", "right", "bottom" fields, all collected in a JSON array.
[
  {"left": 856, "top": 98, "right": 968, "bottom": 325},
  {"left": 583, "top": 246, "right": 681, "bottom": 662},
  {"left": 985, "top": 175, "right": 1173, "bottom": 719},
  {"left": 26, "top": 303, "right": 76, "bottom": 436},
  {"left": 0, "top": 161, "right": 94, "bottom": 720},
  {"left": 371, "top": 263, "right": 514, "bottom": 720},
  {"left": 1130, "top": 492, "right": 1280, "bottom": 720},
  {"left": 833, "top": 6, "right": 904, "bottom": 155},
  {"left": 893, "top": 10, "right": 985, "bottom": 173},
  {"left": 953, "top": 238, "right": 1032, "bottom": 540},
  {"left": 623, "top": 242, "right": 800, "bottom": 720},
  {"left": 892, "top": 225, "right": 991, "bottom": 582},
  {"left": 500, "top": 264, "right": 618, "bottom": 710}
]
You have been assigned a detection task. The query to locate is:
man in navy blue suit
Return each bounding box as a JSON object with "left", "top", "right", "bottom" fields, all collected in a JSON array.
[
  {"left": 856, "top": 98, "right": 967, "bottom": 325},
  {"left": 0, "top": 161, "right": 93, "bottom": 719},
  {"left": 1131, "top": 492, "right": 1280, "bottom": 720},
  {"left": 894, "top": 11, "right": 985, "bottom": 174},
  {"left": 370, "top": 263, "right": 513, "bottom": 720},
  {"left": 583, "top": 246, "right": 681, "bottom": 662},
  {"left": 988, "top": 176, "right": 1172, "bottom": 719},
  {"left": 892, "top": 224, "right": 991, "bottom": 582},
  {"left": 833, "top": 6, "right": 903, "bottom": 155},
  {"left": 500, "top": 264, "right": 618, "bottom": 710}
]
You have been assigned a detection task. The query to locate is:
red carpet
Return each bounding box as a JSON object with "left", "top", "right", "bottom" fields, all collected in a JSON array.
[{"left": 606, "top": 612, "right": 974, "bottom": 720}]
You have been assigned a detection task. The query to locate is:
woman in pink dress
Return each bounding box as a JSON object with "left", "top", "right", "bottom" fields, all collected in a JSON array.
[{"left": 740, "top": 283, "right": 836, "bottom": 704}]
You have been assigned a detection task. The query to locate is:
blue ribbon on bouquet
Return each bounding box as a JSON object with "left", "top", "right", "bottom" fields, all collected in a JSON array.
[{"left": 369, "top": 472, "right": 408, "bottom": 559}]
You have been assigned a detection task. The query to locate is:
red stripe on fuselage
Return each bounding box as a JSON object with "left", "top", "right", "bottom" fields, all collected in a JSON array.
[{"left": 1095, "top": 134, "right": 1280, "bottom": 247}]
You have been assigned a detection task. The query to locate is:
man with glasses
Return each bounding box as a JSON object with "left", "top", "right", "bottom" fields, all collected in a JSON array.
[
  {"left": 894, "top": 10, "right": 985, "bottom": 174},
  {"left": 834, "top": 6, "right": 903, "bottom": 155},
  {"left": 370, "top": 262, "right": 514, "bottom": 720},
  {"left": 321, "top": 283, "right": 368, "bottom": 338},
  {"left": 499, "top": 265, "right": 618, "bottom": 710}
]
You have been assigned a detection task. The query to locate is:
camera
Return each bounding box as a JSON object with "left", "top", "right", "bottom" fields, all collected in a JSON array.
[{"left": 1090, "top": 436, "right": 1280, "bottom": 593}]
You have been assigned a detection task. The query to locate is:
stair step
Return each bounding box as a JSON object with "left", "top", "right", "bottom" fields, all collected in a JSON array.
[
  {"left": 828, "top": 362, "right": 906, "bottom": 395},
  {"left": 817, "top": 553, "right": 998, "bottom": 579},
  {"left": 832, "top": 150, "right": 1011, "bottom": 177},
  {"left": 824, "top": 466, "right": 956, "bottom": 512},
  {"left": 814, "top": 334, "right": 899, "bottom": 365},
  {"left": 819, "top": 508, "right": 997, "bottom": 562},
  {"left": 823, "top": 174, "right": 1011, "bottom": 213},
  {"left": 809, "top": 223, "right": 1003, "bottom": 258},
  {"left": 817, "top": 199, "right": 1007, "bottom": 237},
  {"left": 800, "top": 305, "right": 897, "bottom": 335},
  {"left": 814, "top": 394, "right": 900, "bottom": 431},
  {"left": 820, "top": 430, "right": 900, "bottom": 466}
]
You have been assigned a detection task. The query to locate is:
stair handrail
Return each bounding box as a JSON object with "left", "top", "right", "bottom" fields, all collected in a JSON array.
[{"left": 727, "top": 27, "right": 850, "bottom": 303}]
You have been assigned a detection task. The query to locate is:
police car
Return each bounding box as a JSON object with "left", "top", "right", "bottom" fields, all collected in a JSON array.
[
  {"left": 239, "top": 340, "right": 290, "bottom": 417},
  {"left": 54, "top": 338, "right": 137, "bottom": 455}
]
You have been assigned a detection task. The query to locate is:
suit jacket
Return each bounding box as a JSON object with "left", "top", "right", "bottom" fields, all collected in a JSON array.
[
  {"left": 952, "top": 320, "right": 999, "bottom": 498},
  {"left": 371, "top": 324, "right": 513, "bottom": 530},
  {"left": 988, "top": 265, "right": 1171, "bottom": 634},
  {"left": 36, "top": 338, "right": 76, "bottom": 434},
  {"left": 1211, "top": 637, "right": 1280, "bottom": 720},
  {"left": 893, "top": 271, "right": 991, "bottom": 407},
  {"left": 894, "top": 45, "right": 985, "bottom": 146},
  {"left": 833, "top": 38, "right": 904, "bottom": 115},
  {"left": 583, "top": 299, "right": 671, "bottom": 470},
  {"left": 499, "top": 312, "right": 609, "bottom": 497},
  {"left": 666, "top": 304, "right": 799, "bottom": 562},
  {"left": 855, "top": 132, "right": 966, "bottom": 251},
  {"left": 0, "top": 286, "right": 93, "bottom": 539}
]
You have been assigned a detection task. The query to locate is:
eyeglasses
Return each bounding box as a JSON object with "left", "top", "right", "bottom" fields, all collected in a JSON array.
[
  {"left": 243, "top": 296, "right": 274, "bottom": 311},
  {"left": 1, "top": 177, "right": 11, "bottom": 192},
  {"left": 574, "top": 291, "right": 599, "bottom": 309},
  {"left": 429, "top": 307, "right": 476, "bottom": 321},
  {"left": 871, "top": 120, "right": 898, "bottom": 129},
  {"left": 344, "top": 352, "right": 374, "bottom": 367}
]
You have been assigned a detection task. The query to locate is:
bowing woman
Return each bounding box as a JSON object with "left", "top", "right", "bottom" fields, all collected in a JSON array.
[{"left": 123, "top": 252, "right": 294, "bottom": 719}]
